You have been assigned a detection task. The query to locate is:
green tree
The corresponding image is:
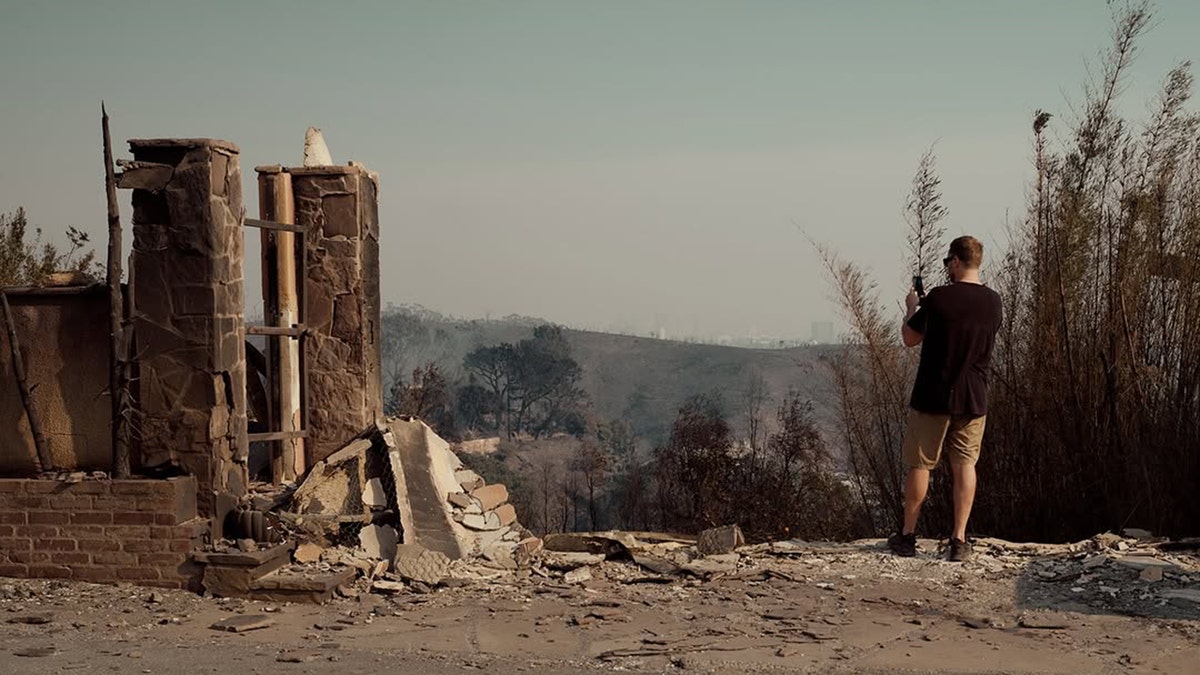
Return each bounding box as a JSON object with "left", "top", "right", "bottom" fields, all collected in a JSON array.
[{"left": 0, "top": 208, "right": 98, "bottom": 286}]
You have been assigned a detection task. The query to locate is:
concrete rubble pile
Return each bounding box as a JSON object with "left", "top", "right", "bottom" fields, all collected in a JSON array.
[{"left": 224, "top": 416, "right": 542, "bottom": 598}]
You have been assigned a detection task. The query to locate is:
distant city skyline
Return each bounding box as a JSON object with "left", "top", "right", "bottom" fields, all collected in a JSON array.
[{"left": 3, "top": 2, "right": 1199, "bottom": 338}]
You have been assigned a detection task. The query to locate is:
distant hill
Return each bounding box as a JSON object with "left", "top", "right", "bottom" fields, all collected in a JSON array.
[{"left": 380, "top": 305, "right": 841, "bottom": 451}]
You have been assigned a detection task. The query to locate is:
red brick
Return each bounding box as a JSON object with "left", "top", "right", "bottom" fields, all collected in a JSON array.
[
  {"left": 46, "top": 496, "right": 94, "bottom": 510},
  {"left": 150, "top": 526, "right": 180, "bottom": 539},
  {"left": 70, "top": 525, "right": 108, "bottom": 537},
  {"left": 77, "top": 539, "right": 120, "bottom": 552},
  {"left": 116, "top": 566, "right": 160, "bottom": 581},
  {"left": 50, "top": 552, "right": 91, "bottom": 565},
  {"left": 168, "top": 539, "right": 197, "bottom": 553},
  {"left": 112, "top": 512, "right": 156, "bottom": 526},
  {"left": 69, "top": 509, "right": 112, "bottom": 526},
  {"left": 22, "top": 481, "right": 66, "bottom": 494},
  {"left": 0, "top": 564, "right": 28, "bottom": 577},
  {"left": 40, "top": 539, "right": 77, "bottom": 552},
  {"left": 13, "top": 496, "right": 49, "bottom": 509},
  {"left": 111, "top": 482, "right": 169, "bottom": 497},
  {"left": 0, "top": 480, "right": 26, "bottom": 494},
  {"left": 138, "top": 552, "right": 186, "bottom": 566},
  {"left": 71, "top": 566, "right": 118, "bottom": 582},
  {"left": 0, "top": 537, "right": 33, "bottom": 551},
  {"left": 0, "top": 512, "right": 26, "bottom": 525},
  {"left": 62, "top": 482, "right": 111, "bottom": 495},
  {"left": 92, "top": 551, "right": 136, "bottom": 566},
  {"left": 29, "top": 512, "right": 68, "bottom": 525},
  {"left": 122, "top": 540, "right": 165, "bottom": 553},
  {"left": 15, "top": 525, "right": 57, "bottom": 538},
  {"left": 91, "top": 496, "right": 137, "bottom": 510},
  {"left": 0, "top": 525, "right": 14, "bottom": 537},
  {"left": 105, "top": 525, "right": 150, "bottom": 539},
  {"left": 27, "top": 551, "right": 51, "bottom": 564},
  {"left": 154, "top": 513, "right": 181, "bottom": 526},
  {"left": 4, "top": 550, "right": 33, "bottom": 564},
  {"left": 27, "top": 564, "right": 72, "bottom": 579}
]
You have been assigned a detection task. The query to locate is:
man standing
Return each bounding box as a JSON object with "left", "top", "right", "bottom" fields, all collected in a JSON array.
[{"left": 888, "top": 236, "right": 1002, "bottom": 562}]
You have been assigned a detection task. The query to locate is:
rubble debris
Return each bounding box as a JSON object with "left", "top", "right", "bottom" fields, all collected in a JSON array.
[
  {"left": 294, "top": 542, "right": 324, "bottom": 564},
  {"left": 363, "top": 478, "right": 387, "bottom": 508},
  {"left": 209, "top": 614, "right": 275, "bottom": 633},
  {"left": 392, "top": 545, "right": 450, "bottom": 586},
  {"left": 696, "top": 525, "right": 745, "bottom": 556},
  {"left": 358, "top": 524, "right": 398, "bottom": 561}
]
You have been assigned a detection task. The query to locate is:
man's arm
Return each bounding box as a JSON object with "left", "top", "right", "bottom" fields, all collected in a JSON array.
[{"left": 902, "top": 289, "right": 924, "bottom": 347}]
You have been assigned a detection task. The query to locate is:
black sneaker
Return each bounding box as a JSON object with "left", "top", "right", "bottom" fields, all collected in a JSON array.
[
  {"left": 888, "top": 532, "right": 917, "bottom": 557},
  {"left": 948, "top": 538, "right": 973, "bottom": 562}
]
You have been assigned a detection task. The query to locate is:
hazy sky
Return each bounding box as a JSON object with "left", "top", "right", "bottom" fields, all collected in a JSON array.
[{"left": 2, "top": 1, "right": 1198, "bottom": 339}]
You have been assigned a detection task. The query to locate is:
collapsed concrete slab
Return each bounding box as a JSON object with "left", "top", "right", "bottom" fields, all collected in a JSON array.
[{"left": 383, "top": 417, "right": 474, "bottom": 559}]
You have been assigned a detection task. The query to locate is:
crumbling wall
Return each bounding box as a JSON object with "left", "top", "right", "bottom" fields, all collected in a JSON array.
[
  {"left": 128, "top": 138, "right": 249, "bottom": 515},
  {"left": 0, "top": 287, "right": 112, "bottom": 474},
  {"left": 289, "top": 166, "right": 382, "bottom": 464}
]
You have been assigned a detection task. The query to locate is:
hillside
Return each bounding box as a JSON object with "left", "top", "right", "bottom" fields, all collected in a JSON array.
[{"left": 380, "top": 306, "right": 840, "bottom": 449}]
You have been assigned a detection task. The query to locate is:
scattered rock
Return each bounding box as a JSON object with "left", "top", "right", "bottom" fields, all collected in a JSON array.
[
  {"left": 363, "top": 477, "right": 387, "bottom": 508},
  {"left": 563, "top": 567, "right": 593, "bottom": 584},
  {"left": 1140, "top": 566, "right": 1163, "bottom": 583},
  {"left": 209, "top": 615, "right": 275, "bottom": 633},
  {"left": 358, "top": 524, "right": 399, "bottom": 560},
  {"left": 697, "top": 524, "right": 745, "bottom": 556},
  {"left": 13, "top": 646, "right": 59, "bottom": 657},
  {"left": 7, "top": 614, "right": 54, "bottom": 625},
  {"left": 447, "top": 492, "right": 473, "bottom": 509},
  {"left": 461, "top": 512, "right": 502, "bottom": 531},
  {"left": 470, "top": 484, "right": 509, "bottom": 511},
  {"left": 455, "top": 469, "right": 484, "bottom": 492},
  {"left": 294, "top": 542, "right": 324, "bottom": 564}
]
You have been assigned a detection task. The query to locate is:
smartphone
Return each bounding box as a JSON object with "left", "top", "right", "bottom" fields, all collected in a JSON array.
[{"left": 913, "top": 275, "right": 925, "bottom": 297}]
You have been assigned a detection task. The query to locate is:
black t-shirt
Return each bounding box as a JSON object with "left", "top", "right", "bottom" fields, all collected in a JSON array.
[{"left": 906, "top": 282, "right": 1003, "bottom": 416}]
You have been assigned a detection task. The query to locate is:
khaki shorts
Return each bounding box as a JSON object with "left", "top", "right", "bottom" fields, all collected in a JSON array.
[{"left": 902, "top": 411, "right": 986, "bottom": 470}]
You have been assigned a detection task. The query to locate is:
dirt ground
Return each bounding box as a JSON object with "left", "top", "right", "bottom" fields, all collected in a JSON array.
[{"left": 1, "top": 537, "right": 1197, "bottom": 674}]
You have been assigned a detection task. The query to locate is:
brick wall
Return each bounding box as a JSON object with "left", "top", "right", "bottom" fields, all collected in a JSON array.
[{"left": 0, "top": 476, "right": 207, "bottom": 589}]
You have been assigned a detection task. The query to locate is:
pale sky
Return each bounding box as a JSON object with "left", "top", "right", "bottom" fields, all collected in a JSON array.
[{"left": 2, "top": 1, "right": 1197, "bottom": 339}]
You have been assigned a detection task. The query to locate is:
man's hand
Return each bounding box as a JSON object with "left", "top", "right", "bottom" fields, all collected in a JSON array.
[{"left": 905, "top": 289, "right": 921, "bottom": 317}]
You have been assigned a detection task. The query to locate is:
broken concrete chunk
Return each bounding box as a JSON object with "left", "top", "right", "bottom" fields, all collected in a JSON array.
[
  {"left": 563, "top": 567, "right": 593, "bottom": 584},
  {"left": 358, "top": 524, "right": 398, "bottom": 561},
  {"left": 461, "top": 512, "right": 502, "bottom": 531},
  {"left": 294, "top": 542, "right": 324, "bottom": 564},
  {"left": 363, "top": 478, "right": 387, "bottom": 508},
  {"left": 447, "top": 492, "right": 473, "bottom": 509},
  {"left": 696, "top": 524, "right": 745, "bottom": 556},
  {"left": 515, "top": 537, "right": 543, "bottom": 559},
  {"left": 494, "top": 503, "right": 517, "bottom": 527},
  {"left": 392, "top": 547, "right": 450, "bottom": 586},
  {"left": 455, "top": 469, "right": 484, "bottom": 491},
  {"left": 1140, "top": 566, "right": 1164, "bottom": 583},
  {"left": 471, "top": 484, "right": 508, "bottom": 511},
  {"left": 540, "top": 551, "right": 605, "bottom": 571},
  {"left": 481, "top": 545, "right": 517, "bottom": 570}
]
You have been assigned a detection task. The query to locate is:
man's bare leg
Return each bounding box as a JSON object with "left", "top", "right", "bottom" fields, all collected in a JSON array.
[
  {"left": 950, "top": 462, "right": 977, "bottom": 540},
  {"left": 902, "top": 468, "right": 929, "bottom": 534}
]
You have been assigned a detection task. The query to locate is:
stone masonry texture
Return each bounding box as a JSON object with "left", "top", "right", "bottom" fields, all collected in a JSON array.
[
  {"left": 288, "top": 166, "right": 382, "bottom": 463},
  {"left": 0, "top": 477, "right": 205, "bottom": 589},
  {"left": 129, "top": 139, "right": 249, "bottom": 516}
]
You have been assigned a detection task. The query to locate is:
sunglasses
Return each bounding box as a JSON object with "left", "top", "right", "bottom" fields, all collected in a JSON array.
[{"left": 943, "top": 255, "right": 956, "bottom": 267}]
